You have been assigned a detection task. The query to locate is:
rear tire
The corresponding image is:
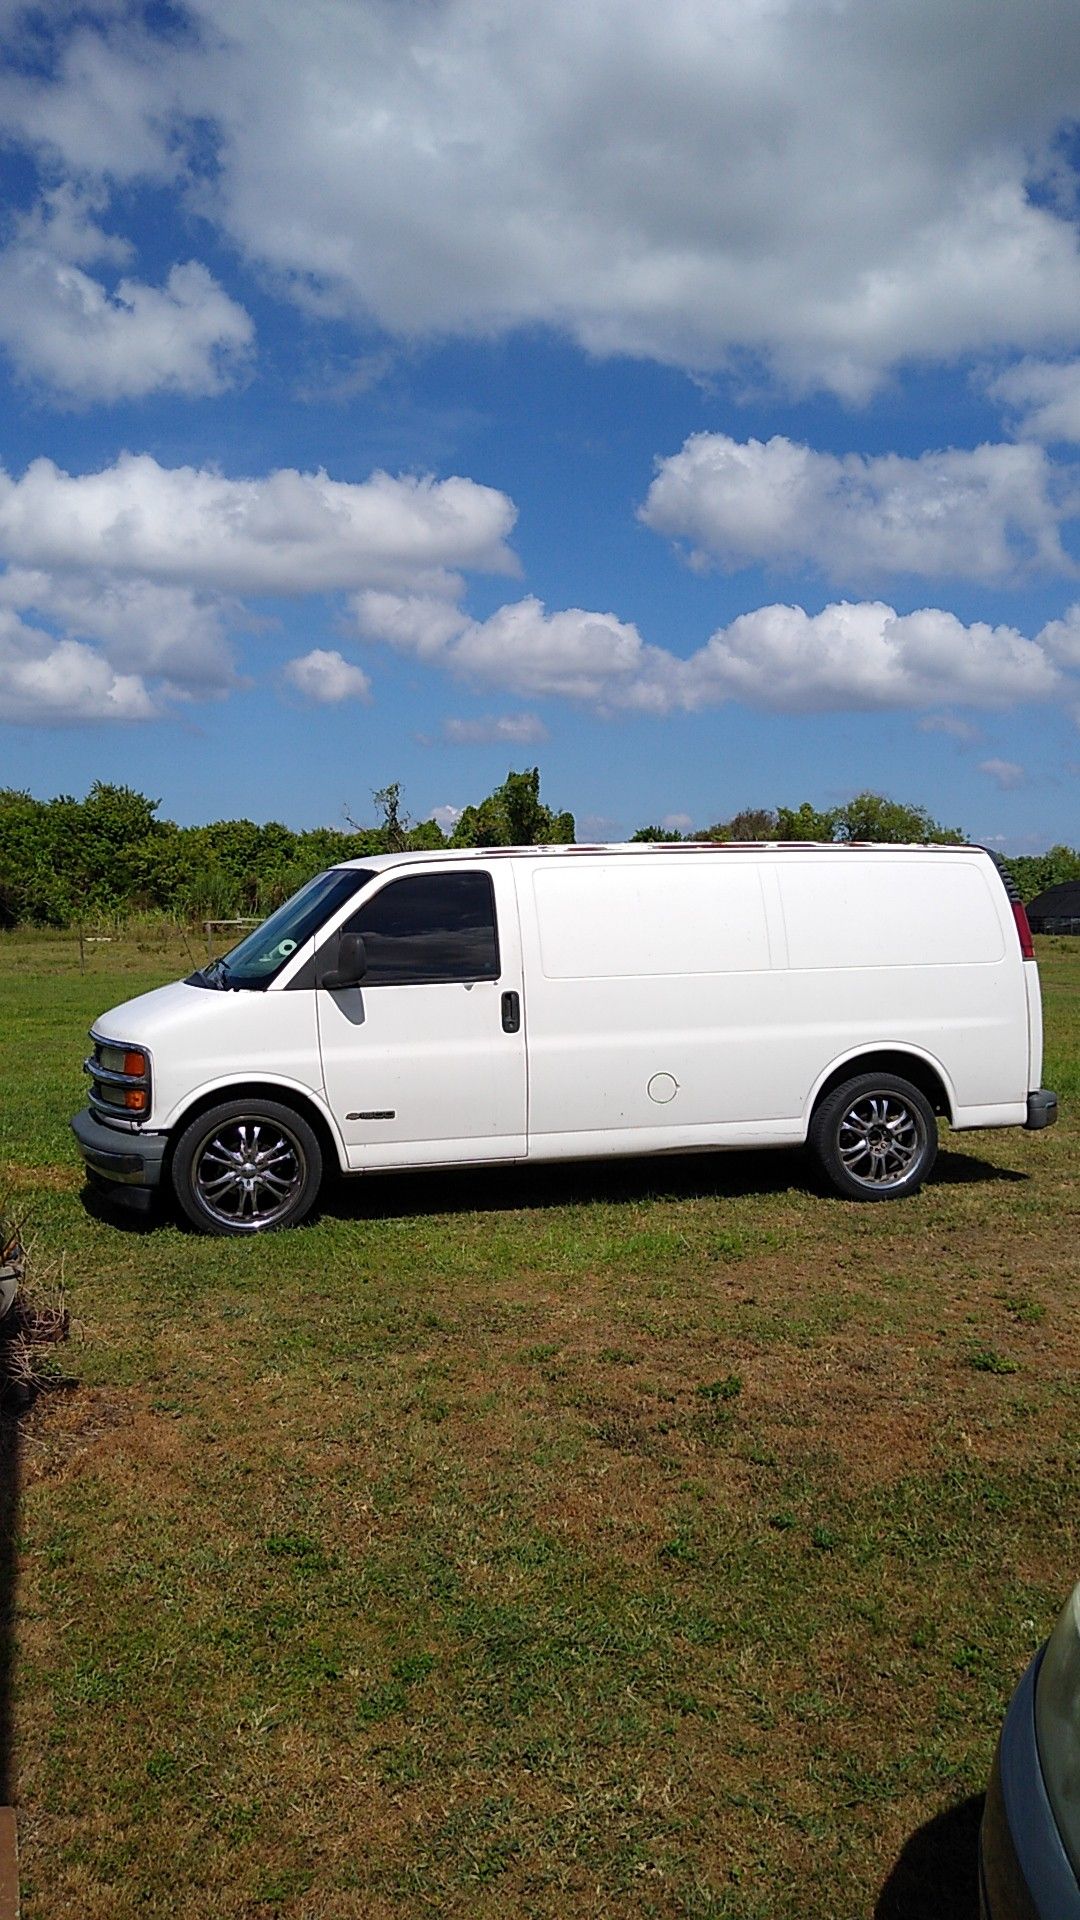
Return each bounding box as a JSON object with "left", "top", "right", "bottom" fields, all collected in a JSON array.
[
  {"left": 809, "top": 1073, "right": 937, "bottom": 1202},
  {"left": 171, "top": 1098, "right": 323, "bottom": 1235}
]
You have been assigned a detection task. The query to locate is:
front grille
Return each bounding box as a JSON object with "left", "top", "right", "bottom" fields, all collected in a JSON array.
[{"left": 84, "top": 1034, "right": 152, "bottom": 1125}]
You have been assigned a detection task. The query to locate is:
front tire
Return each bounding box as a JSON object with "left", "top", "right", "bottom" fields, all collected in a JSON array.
[
  {"left": 171, "top": 1098, "right": 323, "bottom": 1235},
  {"left": 809, "top": 1073, "right": 937, "bottom": 1202}
]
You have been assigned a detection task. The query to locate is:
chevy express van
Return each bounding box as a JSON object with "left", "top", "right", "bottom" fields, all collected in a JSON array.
[{"left": 71, "top": 843, "right": 1057, "bottom": 1234}]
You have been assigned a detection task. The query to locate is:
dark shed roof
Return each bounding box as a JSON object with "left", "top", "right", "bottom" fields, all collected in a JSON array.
[{"left": 1028, "top": 880, "right": 1080, "bottom": 925}]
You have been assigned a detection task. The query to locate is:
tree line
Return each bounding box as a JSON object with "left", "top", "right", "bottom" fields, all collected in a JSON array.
[{"left": 0, "top": 771, "right": 1076, "bottom": 928}]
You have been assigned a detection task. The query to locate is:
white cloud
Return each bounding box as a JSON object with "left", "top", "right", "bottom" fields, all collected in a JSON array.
[
  {"left": 989, "top": 359, "right": 1080, "bottom": 443},
  {"left": 0, "top": 605, "right": 157, "bottom": 724},
  {"left": 1036, "top": 603, "right": 1080, "bottom": 668},
  {"left": 918, "top": 714, "right": 982, "bottom": 744},
  {"left": 281, "top": 649, "right": 371, "bottom": 705},
  {"left": 576, "top": 814, "right": 620, "bottom": 842},
  {"left": 662, "top": 812, "right": 694, "bottom": 833},
  {"left": 0, "top": 454, "right": 518, "bottom": 595},
  {"left": 0, "top": 568, "right": 236, "bottom": 694},
  {"left": 447, "top": 598, "right": 675, "bottom": 712},
  {"left": 686, "top": 603, "right": 1059, "bottom": 713},
  {"left": 355, "top": 590, "right": 680, "bottom": 711},
  {"left": 0, "top": 451, "right": 518, "bottom": 726},
  {"left": 0, "top": 188, "right": 253, "bottom": 402},
  {"left": 431, "top": 804, "right": 463, "bottom": 831},
  {"left": 0, "top": 16, "right": 189, "bottom": 181},
  {"left": 353, "top": 590, "right": 480, "bottom": 659},
  {"left": 6, "top": 2, "right": 1080, "bottom": 392},
  {"left": 354, "top": 587, "right": 1065, "bottom": 716},
  {"left": 442, "top": 713, "right": 549, "bottom": 745},
  {"left": 640, "top": 433, "right": 1072, "bottom": 583},
  {"left": 979, "top": 757, "right": 1027, "bottom": 789}
]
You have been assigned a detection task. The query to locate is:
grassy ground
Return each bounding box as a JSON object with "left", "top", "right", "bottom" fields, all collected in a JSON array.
[{"left": 0, "top": 927, "right": 1077, "bottom": 1920}]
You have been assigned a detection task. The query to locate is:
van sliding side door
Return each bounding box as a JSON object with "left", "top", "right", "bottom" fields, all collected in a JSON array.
[{"left": 316, "top": 863, "right": 527, "bottom": 1170}]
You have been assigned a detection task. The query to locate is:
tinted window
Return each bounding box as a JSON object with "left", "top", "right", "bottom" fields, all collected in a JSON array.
[{"left": 344, "top": 872, "right": 499, "bottom": 984}]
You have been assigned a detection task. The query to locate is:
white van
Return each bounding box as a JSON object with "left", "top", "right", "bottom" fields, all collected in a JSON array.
[{"left": 71, "top": 842, "right": 1057, "bottom": 1234}]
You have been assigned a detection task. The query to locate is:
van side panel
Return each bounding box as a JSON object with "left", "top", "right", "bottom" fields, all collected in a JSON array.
[
  {"left": 520, "top": 860, "right": 795, "bottom": 1141},
  {"left": 517, "top": 850, "right": 1030, "bottom": 1154},
  {"left": 534, "top": 862, "right": 771, "bottom": 978}
]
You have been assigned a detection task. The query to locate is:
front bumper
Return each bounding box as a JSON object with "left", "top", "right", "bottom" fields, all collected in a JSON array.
[
  {"left": 71, "top": 1107, "right": 168, "bottom": 1211},
  {"left": 1025, "top": 1091, "right": 1058, "bottom": 1131},
  {"left": 980, "top": 1647, "right": 1080, "bottom": 1919}
]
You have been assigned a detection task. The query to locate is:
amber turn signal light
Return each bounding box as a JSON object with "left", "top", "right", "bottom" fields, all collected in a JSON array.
[
  {"left": 123, "top": 1050, "right": 147, "bottom": 1077},
  {"left": 123, "top": 1088, "right": 148, "bottom": 1112}
]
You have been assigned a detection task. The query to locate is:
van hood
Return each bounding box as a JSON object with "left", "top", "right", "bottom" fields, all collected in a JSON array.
[{"left": 92, "top": 978, "right": 218, "bottom": 1046}]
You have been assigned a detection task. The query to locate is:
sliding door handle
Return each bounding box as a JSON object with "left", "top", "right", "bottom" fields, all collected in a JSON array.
[{"left": 501, "top": 990, "right": 521, "bottom": 1033}]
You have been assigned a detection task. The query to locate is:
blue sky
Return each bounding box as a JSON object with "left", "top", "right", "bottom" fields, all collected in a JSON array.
[{"left": 2, "top": 2, "right": 1080, "bottom": 849}]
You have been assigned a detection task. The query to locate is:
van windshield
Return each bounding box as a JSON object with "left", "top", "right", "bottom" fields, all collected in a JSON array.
[{"left": 203, "top": 869, "right": 373, "bottom": 989}]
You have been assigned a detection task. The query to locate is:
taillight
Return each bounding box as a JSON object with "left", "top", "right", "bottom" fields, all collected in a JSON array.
[{"left": 1012, "top": 900, "right": 1035, "bottom": 961}]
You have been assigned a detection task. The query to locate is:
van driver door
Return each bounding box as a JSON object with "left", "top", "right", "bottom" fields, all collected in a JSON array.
[{"left": 315, "top": 863, "right": 527, "bottom": 1169}]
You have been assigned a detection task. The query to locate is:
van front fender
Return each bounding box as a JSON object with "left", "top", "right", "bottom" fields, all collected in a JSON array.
[{"left": 160, "top": 1077, "right": 350, "bottom": 1172}]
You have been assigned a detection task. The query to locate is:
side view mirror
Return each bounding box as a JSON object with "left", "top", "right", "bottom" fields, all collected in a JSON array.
[{"left": 319, "top": 930, "right": 368, "bottom": 990}]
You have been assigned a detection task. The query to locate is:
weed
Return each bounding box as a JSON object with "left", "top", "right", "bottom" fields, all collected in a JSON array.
[
  {"left": 968, "top": 1347, "right": 1021, "bottom": 1376},
  {"left": 1001, "top": 1294, "right": 1047, "bottom": 1326},
  {"left": 696, "top": 1373, "right": 743, "bottom": 1402}
]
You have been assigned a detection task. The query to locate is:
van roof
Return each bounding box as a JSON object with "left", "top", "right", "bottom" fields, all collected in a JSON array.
[{"left": 333, "top": 840, "right": 988, "bottom": 872}]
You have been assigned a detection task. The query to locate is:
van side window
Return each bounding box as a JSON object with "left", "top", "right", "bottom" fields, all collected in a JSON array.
[{"left": 343, "top": 872, "right": 500, "bottom": 985}]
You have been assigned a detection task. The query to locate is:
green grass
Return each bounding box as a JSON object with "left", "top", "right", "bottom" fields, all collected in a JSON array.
[{"left": 2, "top": 925, "right": 1079, "bottom": 1918}]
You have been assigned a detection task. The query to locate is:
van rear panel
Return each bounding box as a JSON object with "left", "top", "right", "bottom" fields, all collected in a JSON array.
[
  {"left": 776, "top": 857, "right": 1005, "bottom": 970},
  {"left": 1025, "top": 961, "right": 1044, "bottom": 1092},
  {"left": 772, "top": 853, "right": 1028, "bottom": 1119}
]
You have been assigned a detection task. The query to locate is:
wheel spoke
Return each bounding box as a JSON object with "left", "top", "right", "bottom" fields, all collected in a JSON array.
[
  {"left": 202, "top": 1145, "right": 243, "bottom": 1169},
  {"left": 836, "top": 1093, "right": 923, "bottom": 1186},
  {"left": 201, "top": 1170, "right": 241, "bottom": 1193},
  {"left": 256, "top": 1170, "right": 294, "bottom": 1194}
]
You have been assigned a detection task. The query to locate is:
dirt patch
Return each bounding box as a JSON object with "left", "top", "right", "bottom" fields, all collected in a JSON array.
[{"left": 20, "top": 1386, "right": 158, "bottom": 1488}]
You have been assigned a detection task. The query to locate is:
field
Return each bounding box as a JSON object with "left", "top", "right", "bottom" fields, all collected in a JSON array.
[{"left": 0, "top": 928, "right": 1078, "bottom": 1920}]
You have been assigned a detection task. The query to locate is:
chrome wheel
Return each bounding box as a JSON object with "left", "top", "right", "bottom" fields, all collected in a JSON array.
[
  {"left": 837, "top": 1092, "right": 925, "bottom": 1188},
  {"left": 192, "top": 1116, "right": 306, "bottom": 1228},
  {"left": 809, "top": 1071, "right": 938, "bottom": 1202}
]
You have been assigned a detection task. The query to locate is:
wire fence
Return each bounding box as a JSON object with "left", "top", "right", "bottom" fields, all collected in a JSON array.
[{"left": 203, "top": 918, "right": 260, "bottom": 960}]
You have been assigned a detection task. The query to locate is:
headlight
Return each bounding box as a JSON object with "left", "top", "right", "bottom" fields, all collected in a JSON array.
[
  {"left": 97, "top": 1044, "right": 148, "bottom": 1078},
  {"left": 84, "top": 1033, "right": 152, "bottom": 1122},
  {"left": 1035, "top": 1580, "right": 1080, "bottom": 1876}
]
